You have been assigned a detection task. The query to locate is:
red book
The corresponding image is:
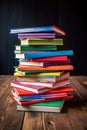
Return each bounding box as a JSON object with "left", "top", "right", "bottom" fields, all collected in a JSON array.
[
  {"left": 31, "top": 56, "right": 68, "bottom": 62},
  {"left": 14, "top": 86, "right": 74, "bottom": 96},
  {"left": 13, "top": 95, "right": 73, "bottom": 106}
]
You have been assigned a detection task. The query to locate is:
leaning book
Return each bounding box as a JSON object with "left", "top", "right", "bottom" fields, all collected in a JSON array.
[{"left": 17, "top": 100, "right": 65, "bottom": 113}]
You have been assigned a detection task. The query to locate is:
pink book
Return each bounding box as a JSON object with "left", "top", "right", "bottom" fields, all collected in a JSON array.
[{"left": 18, "top": 33, "right": 55, "bottom": 39}]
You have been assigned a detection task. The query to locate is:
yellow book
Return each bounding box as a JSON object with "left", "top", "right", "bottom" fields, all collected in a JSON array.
[
  {"left": 14, "top": 71, "right": 63, "bottom": 77},
  {"left": 20, "top": 38, "right": 63, "bottom": 45}
]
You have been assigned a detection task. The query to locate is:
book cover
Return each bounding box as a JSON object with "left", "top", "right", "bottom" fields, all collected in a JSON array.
[
  {"left": 17, "top": 64, "right": 74, "bottom": 71},
  {"left": 11, "top": 90, "right": 69, "bottom": 101},
  {"left": 10, "top": 25, "right": 66, "bottom": 36},
  {"left": 31, "top": 56, "right": 68, "bottom": 62},
  {"left": 17, "top": 100, "right": 65, "bottom": 113},
  {"left": 14, "top": 71, "right": 63, "bottom": 77},
  {"left": 15, "top": 45, "right": 57, "bottom": 51},
  {"left": 11, "top": 81, "right": 49, "bottom": 94},
  {"left": 13, "top": 94, "right": 73, "bottom": 106},
  {"left": 14, "top": 66, "right": 62, "bottom": 74},
  {"left": 20, "top": 38, "right": 63, "bottom": 45},
  {"left": 13, "top": 86, "right": 74, "bottom": 96},
  {"left": 17, "top": 79, "right": 70, "bottom": 88},
  {"left": 15, "top": 72, "right": 70, "bottom": 82},
  {"left": 18, "top": 60, "right": 70, "bottom": 67},
  {"left": 15, "top": 50, "right": 74, "bottom": 59},
  {"left": 18, "top": 33, "right": 56, "bottom": 39},
  {"left": 19, "top": 56, "right": 69, "bottom": 62},
  {"left": 10, "top": 79, "right": 70, "bottom": 93}
]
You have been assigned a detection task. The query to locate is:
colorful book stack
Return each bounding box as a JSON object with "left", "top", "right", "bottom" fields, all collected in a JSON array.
[{"left": 10, "top": 25, "right": 74, "bottom": 113}]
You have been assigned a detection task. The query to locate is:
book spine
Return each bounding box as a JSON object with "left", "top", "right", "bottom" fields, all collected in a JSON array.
[
  {"left": 21, "top": 38, "right": 63, "bottom": 45},
  {"left": 24, "top": 50, "right": 73, "bottom": 59},
  {"left": 32, "top": 56, "right": 68, "bottom": 62},
  {"left": 18, "top": 65, "right": 74, "bottom": 71},
  {"left": 18, "top": 33, "right": 55, "bottom": 38},
  {"left": 15, "top": 45, "right": 57, "bottom": 51},
  {"left": 10, "top": 26, "right": 53, "bottom": 34}
]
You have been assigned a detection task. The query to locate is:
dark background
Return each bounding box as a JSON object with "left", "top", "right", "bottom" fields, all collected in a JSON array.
[{"left": 0, "top": 0, "right": 87, "bottom": 75}]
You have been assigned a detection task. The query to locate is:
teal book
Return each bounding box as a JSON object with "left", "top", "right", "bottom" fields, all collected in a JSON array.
[
  {"left": 15, "top": 45, "right": 57, "bottom": 51},
  {"left": 15, "top": 50, "right": 74, "bottom": 59},
  {"left": 17, "top": 100, "right": 65, "bottom": 113}
]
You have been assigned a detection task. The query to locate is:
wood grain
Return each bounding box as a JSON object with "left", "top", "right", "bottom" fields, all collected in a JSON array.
[
  {"left": 0, "top": 75, "right": 24, "bottom": 130},
  {"left": 0, "top": 75, "right": 87, "bottom": 130}
]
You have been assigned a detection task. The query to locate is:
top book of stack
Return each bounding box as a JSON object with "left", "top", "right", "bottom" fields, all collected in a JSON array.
[{"left": 10, "top": 25, "right": 66, "bottom": 36}]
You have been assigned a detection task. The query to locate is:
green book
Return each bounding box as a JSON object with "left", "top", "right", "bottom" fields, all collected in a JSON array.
[
  {"left": 20, "top": 38, "right": 63, "bottom": 45},
  {"left": 15, "top": 45, "right": 58, "bottom": 51},
  {"left": 17, "top": 100, "right": 65, "bottom": 113}
]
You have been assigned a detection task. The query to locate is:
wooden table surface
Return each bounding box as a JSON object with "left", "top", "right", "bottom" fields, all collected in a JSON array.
[{"left": 0, "top": 75, "right": 87, "bottom": 130}]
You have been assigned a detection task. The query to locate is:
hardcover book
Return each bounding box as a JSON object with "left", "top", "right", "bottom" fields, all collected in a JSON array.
[
  {"left": 14, "top": 71, "right": 63, "bottom": 77},
  {"left": 17, "top": 79, "right": 70, "bottom": 88},
  {"left": 13, "top": 94, "right": 73, "bottom": 106},
  {"left": 10, "top": 79, "right": 70, "bottom": 93},
  {"left": 10, "top": 25, "right": 66, "bottom": 36},
  {"left": 20, "top": 38, "right": 63, "bottom": 45},
  {"left": 18, "top": 33, "right": 56, "bottom": 39},
  {"left": 11, "top": 90, "right": 70, "bottom": 101},
  {"left": 17, "top": 100, "right": 65, "bottom": 113},
  {"left": 17, "top": 64, "right": 74, "bottom": 71},
  {"left": 30, "top": 56, "right": 68, "bottom": 62},
  {"left": 18, "top": 60, "right": 70, "bottom": 67},
  {"left": 15, "top": 50, "right": 74, "bottom": 59},
  {"left": 14, "top": 66, "right": 62, "bottom": 74},
  {"left": 15, "top": 45, "right": 57, "bottom": 51},
  {"left": 13, "top": 86, "right": 74, "bottom": 96},
  {"left": 15, "top": 72, "right": 70, "bottom": 82}
]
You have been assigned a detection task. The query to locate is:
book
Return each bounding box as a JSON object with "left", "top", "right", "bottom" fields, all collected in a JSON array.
[
  {"left": 15, "top": 45, "right": 57, "bottom": 51},
  {"left": 30, "top": 56, "right": 68, "bottom": 62},
  {"left": 14, "top": 71, "right": 63, "bottom": 77},
  {"left": 15, "top": 50, "right": 74, "bottom": 59},
  {"left": 18, "top": 60, "right": 70, "bottom": 67},
  {"left": 18, "top": 33, "right": 56, "bottom": 39},
  {"left": 11, "top": 90, "right": 70, "bottom": 101},
  {"left": 20, "top": 38, "right": 63, "bottom": 45},
  {"left": 15, "top": 72, "right": 70, "bottom": 82},
  {"left": 13, "top": 86, "right": 74, "bottom": 96},
  {"left": 17, "top": 79, "right": 70, "bottom": 88},
  {"left": 10, "top": 79, "right": 70, "bottom": 94},
  {"left": 17, "top": 100, "right": 65, "bottom": 113},
  {"left": 14, "top": 66, "right": 62, "bottom": 74},
  {"left": 13, "top": 94, "right": 73, "bottom": 106},
  {"left": 10, "top": 25, "right": 66, "bottom": 36},
  {"left": 17, "top": 64, "right": 74, "bottom": 71}
]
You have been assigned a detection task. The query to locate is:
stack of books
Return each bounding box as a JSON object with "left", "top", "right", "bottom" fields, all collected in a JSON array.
[{"left": 10, "top": 25, "right": 74, "bottom": 113}]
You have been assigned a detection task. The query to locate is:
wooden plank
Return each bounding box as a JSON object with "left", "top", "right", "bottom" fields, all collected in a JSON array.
[
  {"left": 0, "top": 75, "right": 24, "bottom": 130},
  {"left": 22, "top": 112, "right": 44, "bottom": 130},
  {"left": 70, "top": 76, "right": 87, "bottom": 102},
  {"left": 66, "top": 96, "right": 87, "bottom": 130},
  {"left": 22, "top": 111, "right": 73, "bottom": 130},
  {"left": 0, "top": 75, "right": 15, "bottom": 98}
]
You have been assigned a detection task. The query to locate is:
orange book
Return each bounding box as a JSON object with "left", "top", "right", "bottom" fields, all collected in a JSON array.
[{"left": 18, "top": 65, "right": 74, "bottom": 71}]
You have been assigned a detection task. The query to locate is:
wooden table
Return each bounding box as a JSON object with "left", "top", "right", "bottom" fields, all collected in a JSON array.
[{"left": 0, "top": 75, "right": 87, "bottom": 130}]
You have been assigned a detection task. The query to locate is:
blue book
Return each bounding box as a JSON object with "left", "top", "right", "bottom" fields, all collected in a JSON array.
[
  {"left": 15, "top": 50, "right": 74, "bottom": 59},
  {"left": 10, "top": 25, "right": 66, "bottom": 36},
  {"left": 11, "top": 89, "right": 67, "bottom": 101}
]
